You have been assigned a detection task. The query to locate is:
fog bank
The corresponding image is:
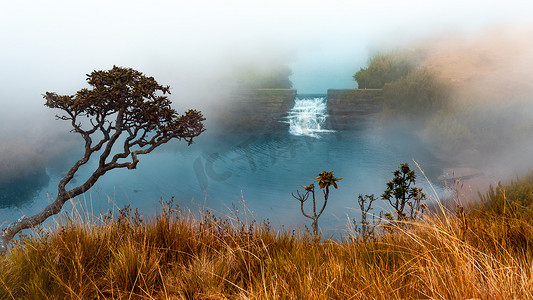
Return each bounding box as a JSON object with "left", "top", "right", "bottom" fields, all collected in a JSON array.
[
  {"left": 390, "top": 28, "right": 533, "bottom": 190},
  {"left": 2, "top": 0, "right": 533, "bottom": 190}
]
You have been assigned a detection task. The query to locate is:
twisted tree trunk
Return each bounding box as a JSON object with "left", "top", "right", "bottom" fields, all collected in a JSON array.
[
  {"left": 0, "top": 66, "right": 205, "bottom": 256},
  {"left": 0, "top": 194, "right": 68, "bottom": 255},
  {"left": 0, "top": 160, "right": 112, "bottom": 255}
]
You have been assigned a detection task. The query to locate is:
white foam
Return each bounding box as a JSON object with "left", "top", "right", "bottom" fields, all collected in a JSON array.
[{"left": 286, "top": 97, "right": 334, "bottom": 138}]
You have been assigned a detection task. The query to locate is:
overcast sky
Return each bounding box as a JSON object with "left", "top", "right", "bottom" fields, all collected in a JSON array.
[{"left": 1, "top": 0, "right": 532, "bottom": 111}]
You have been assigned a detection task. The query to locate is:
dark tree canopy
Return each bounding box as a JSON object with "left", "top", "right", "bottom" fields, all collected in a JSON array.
[
  {"left": 0, "top": 66, "right": 204, "bottom": 254},
  {"left": 45, "top": 66, "right": 204, "bottom": 150}
]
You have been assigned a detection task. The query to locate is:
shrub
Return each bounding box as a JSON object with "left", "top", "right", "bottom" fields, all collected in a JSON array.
[
  {"left": 353, "top": 51, "right": 421, "bottom": 89},
  {"left": 381, "top": 163, "right": 427, "bottom": 222}
]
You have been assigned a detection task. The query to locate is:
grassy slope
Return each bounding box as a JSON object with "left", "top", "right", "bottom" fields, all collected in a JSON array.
[{"left": 1, "top": 192, "right": 533, "bottom": 299}]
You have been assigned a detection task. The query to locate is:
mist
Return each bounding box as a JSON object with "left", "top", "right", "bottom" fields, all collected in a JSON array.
[
  {"left": 1, "top": 0, "right": 533, "bottom": 194},
  {"left": 412, "top": 28, "right": 533, "bottom": 182}
]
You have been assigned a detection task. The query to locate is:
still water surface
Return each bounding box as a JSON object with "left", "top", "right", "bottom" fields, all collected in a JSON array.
[{"left": 1, "top": 96, "right": 445, "bottom": 234}]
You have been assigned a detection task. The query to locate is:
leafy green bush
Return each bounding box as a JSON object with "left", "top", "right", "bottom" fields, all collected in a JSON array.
[{"left": 353, "top": 51, "right": 421, "bottom": 89}]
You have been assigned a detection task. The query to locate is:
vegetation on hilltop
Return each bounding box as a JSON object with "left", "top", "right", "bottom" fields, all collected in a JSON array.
[
  {"left": 354, "top": 50, "right": 450, "bottom": 124},
  {"left": 355, "top": 45, "right": 533, "bottom": 164},
  {"left": 353, "top": 50, "right": 423, "bottom": 89}
]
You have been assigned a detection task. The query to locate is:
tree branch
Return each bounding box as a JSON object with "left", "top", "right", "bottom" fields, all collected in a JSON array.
[{"left": 1, "top": 66, "right": 205, "bottom": 255}]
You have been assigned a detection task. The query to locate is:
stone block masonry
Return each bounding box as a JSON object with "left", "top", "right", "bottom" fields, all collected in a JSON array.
[
  {"left": 213, "top": 89, "right": 297, "bottom": 134},
  {"left": 211, "top": 89, "right": 383, "bottom": 134},
  {"left": 326, "top": 89, "right": 384, "bottom": 130}
]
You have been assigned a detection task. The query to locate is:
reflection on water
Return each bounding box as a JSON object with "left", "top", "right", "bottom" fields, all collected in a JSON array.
[{"left": 0, "top": 168, "right": 49, "bottom": 208}]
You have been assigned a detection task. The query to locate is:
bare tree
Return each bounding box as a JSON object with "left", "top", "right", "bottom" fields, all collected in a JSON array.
[
  {"left": 354, "top": 194, "right": 382, "bottom": 242},
  {"left": 0, "top": 66, "right": 205, "bottom": 254}
]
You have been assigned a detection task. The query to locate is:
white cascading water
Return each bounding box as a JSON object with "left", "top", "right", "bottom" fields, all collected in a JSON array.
[{"left": 287, "top": 96, "right": 334, "bottom": 137}]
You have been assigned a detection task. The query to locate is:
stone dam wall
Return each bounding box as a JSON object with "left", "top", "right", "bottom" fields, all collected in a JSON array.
[
  {"left": 326, "top": 89, "right": 384, "bottom": 130},
  {"left": 213, "top": 89, "right": 297, "bottom": 134},
  {"left": 213, "top": 88, "right": 383, "bottom": 133}
]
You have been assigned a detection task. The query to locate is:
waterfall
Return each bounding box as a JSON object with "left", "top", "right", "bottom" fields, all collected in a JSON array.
[{"left": 286, "top": 96, "right": 334, "bottom": 138}]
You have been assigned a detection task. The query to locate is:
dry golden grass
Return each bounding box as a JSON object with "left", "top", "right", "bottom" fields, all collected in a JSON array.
[{"left": 1, "top": 197, "right": 533, "bottom": 299}]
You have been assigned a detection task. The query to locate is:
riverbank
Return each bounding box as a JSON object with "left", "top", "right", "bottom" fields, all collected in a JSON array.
[{"left": 2, "top": 190, "right": 533, "bottom": 299}]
